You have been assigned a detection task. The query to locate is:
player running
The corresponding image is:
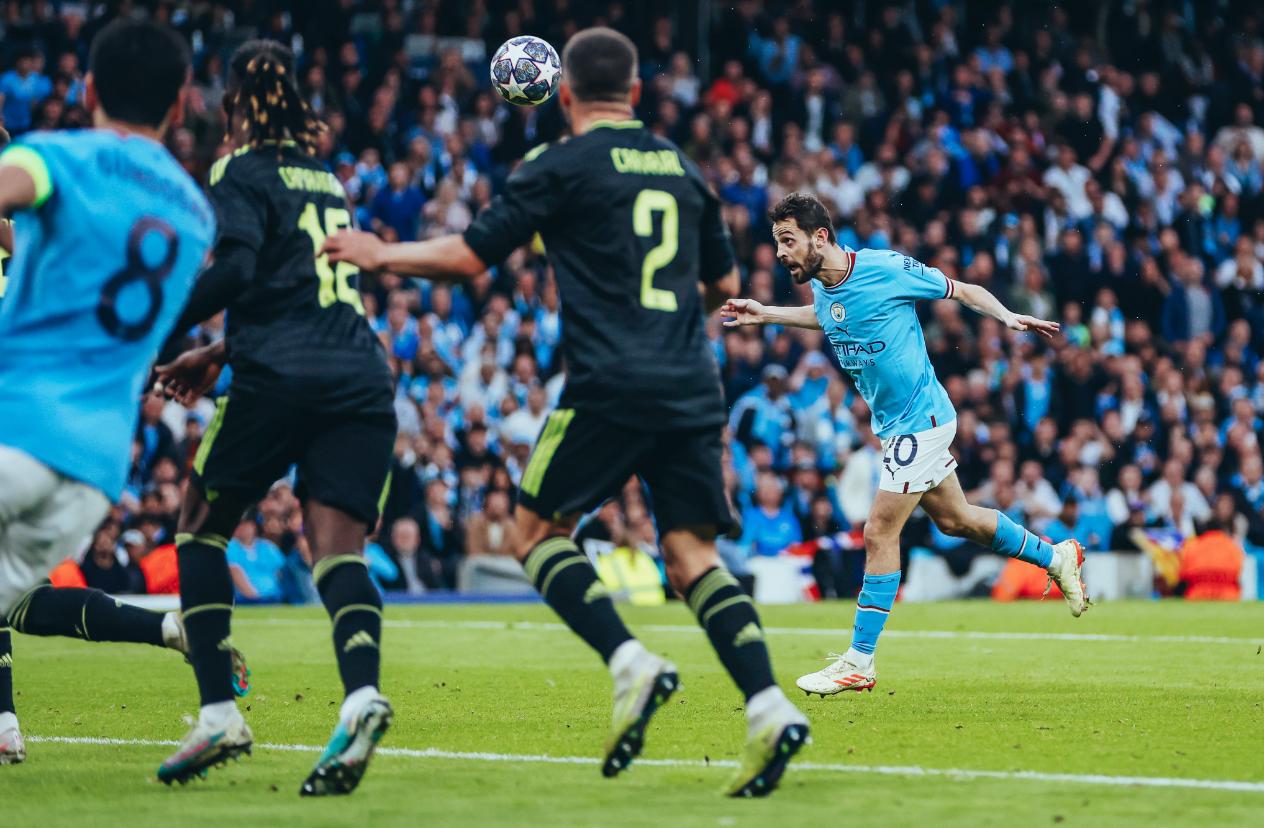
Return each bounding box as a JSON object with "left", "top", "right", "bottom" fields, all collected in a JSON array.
[
  {"left": 0, "top": 21, "right": 217, "bottom": 763},
  {"left": 151, "top": 41, "right": 395, "bottom": 794},
  {"left": 323, "top": 27, "right": 809, "bottom": 798},
  {"left": 721, "top": 192, "right": 1088, "bottom": 697}
]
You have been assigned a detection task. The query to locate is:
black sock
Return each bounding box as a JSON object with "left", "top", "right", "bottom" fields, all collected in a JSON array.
[
  {"left": 685, "top": 567, "right": 776, "bottom": 700},
  {"left": 177, "top": 531, "right": 236, "bottom": 706},
  {"left": 6, "top": 584, "right": 163, "bottom": 646},
  {"left": 0, "top": 623, "right": 13, "bottom": 715},
  {"left": 314, "top": 555, "right": 382, "bottom": 694},
  {"left": 523, "top": 537, "right": 633, "bottom": 663}
]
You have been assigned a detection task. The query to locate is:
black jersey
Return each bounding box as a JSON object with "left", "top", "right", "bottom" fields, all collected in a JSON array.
[
  {"left": 207, "top": 144, "right": 391, "bottom": 398},
  {"left": 463, "top": 120, "right": 735, "bottom": 431}
]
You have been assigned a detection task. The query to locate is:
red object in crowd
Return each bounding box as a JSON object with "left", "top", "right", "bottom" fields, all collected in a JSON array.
[
  {"left": 1179, "top": 531, "right": 1244, "bottom": 601},
  {"left": 140, "top": 543, "right": 180, "bottom": 594},
  {"left": 47, "top": 558, "right": 87, "bottom": 589},
  {"left": 992, "top": 557, "right": 1064, "bottom": 602}
]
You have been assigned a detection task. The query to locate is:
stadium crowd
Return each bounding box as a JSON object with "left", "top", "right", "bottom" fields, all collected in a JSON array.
[{"left": 3, "top": 0, "right": 1263, "bottom": 601}]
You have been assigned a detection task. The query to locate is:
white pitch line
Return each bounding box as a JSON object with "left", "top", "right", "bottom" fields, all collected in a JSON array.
[
  {"left": 234, "top": 617, "right": 1264, "bottom": 646},
  {"left": 25, "top": 735, "right": 1264, "bottom": 794}
]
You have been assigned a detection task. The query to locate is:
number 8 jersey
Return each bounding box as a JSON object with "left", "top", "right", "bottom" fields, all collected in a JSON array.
[
  {"left": 462, "top": 120, "right": 736, "bottom": 431},
  {"left": 206, "top": 143, "right": 389, "bottom": 395},
  {"left": 0, "top": 130, "right": 215, "bottom": 500}
]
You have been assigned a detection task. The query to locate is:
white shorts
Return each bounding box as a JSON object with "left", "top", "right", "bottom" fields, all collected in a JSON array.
[
  {"left": 878, "top": 420, "right": 959, "bottom": 495},
  {"left": 0, "top": 445, "right": 110, "bottom": 615}
]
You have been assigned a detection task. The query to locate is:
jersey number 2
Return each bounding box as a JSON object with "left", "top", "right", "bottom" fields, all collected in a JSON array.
[
  {"left": 633, "top": 189, "right": 678, "bottom": 312},
  {"left": 298, "top": 203, "right": 365, "bottom": 314}
]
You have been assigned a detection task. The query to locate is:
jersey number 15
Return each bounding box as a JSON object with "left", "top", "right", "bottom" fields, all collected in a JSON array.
[{"left": 298, "top": 203, "right": 365, "bottom": 315}]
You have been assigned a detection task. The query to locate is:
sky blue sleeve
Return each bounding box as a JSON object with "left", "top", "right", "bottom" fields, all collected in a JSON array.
[{"left": 891, "top": 252, "right": 953, "bottom": 302}]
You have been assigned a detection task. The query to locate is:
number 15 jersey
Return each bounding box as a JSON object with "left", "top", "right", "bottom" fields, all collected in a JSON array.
[
  {"left": 206, "top": 144, "right": 390, "bottom": 397},
  {"left": 0, "top": 130, "right": 215, "bottom": 500},
  {"left": 463, "top": 120, "right": 736, "bottom": 431}
]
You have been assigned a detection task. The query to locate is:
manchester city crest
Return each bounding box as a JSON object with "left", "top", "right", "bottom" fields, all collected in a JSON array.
[{"left": 830, "top": 302, "right": 846, "bottom": 323}]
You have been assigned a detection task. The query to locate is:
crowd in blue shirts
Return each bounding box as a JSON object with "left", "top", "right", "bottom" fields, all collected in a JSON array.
[{"left": 3, "top": 1, "right": 1264, "bottom": 599}]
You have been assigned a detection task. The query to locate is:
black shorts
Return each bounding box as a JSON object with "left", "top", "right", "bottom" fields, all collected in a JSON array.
[
  {"left": 517, "top": 408, "right": 733, "bottom": 534},
  {"left": 192, "top": 383, "right": 396, "bottom": 526}
]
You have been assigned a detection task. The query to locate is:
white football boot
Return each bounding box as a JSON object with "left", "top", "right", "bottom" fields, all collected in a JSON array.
[
  {"left": 0, "top": 712, "right": 25, "bottom": 765},
  {"left": 1047, "top": 539, "right": 1089, "bottom": 617},
  {"left": 795, "top": 651, "right": 877, "bottom": 697}
]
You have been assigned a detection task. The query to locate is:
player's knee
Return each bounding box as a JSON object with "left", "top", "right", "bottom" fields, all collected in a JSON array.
[
  {"left": 933, "top": 512, "right": 969, "bottom": 538},
  {"left": 662, "top": 546, "right": 721, "bottom": 595},
  {"left": 862, "top": 519, "right": 899, "bottom": 550},
  {"left": 514, "top": 506, "right": 575, "bottom": 561}
]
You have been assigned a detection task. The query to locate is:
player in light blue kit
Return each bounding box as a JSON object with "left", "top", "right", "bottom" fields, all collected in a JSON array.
[
  {"left": 0, "top": 20, "right": 217, "bottom": 762},
  {"left": 722, "top": 193, "right": 1087, "bottom": 696}
]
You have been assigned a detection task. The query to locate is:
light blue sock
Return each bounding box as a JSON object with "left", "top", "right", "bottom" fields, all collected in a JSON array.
[
  {"left": 850, "top": 571, "right": 901, "bottom": 656},
  {"left": 991, "top": 510, "right": 1054, "bottom": 568}
]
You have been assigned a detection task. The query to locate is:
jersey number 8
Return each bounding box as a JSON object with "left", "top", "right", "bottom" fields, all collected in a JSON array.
[
  {"left": 298, "top": 202, "right": 366, "bottom": 315},
  {"left": 97, "top": 216, "right": 177, "bottom": 341}
]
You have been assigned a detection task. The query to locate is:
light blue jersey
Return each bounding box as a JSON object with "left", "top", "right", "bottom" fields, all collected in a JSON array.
[
  {"left": 0, "top": 130, "right": 215, "bottom": 499},
  {"left": 811, "top": 248, "right": 956, "bottom": 439}
]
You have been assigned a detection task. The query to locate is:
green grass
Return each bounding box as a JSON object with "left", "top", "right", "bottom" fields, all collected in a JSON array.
[{"left": 4, "top": 601, "right": 1264, "bottom": 826}]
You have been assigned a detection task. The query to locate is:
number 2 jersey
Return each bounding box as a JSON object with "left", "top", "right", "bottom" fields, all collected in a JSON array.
[
  {"left": 0, "top": 130, "right": 215, "bottom": 499},
  {"left": 462, "top": 119, "right": 735, "bottom": 431},
  {"left": 810, "top": 248, "right": 957, "bottom": 439},
  {"left": 206, "top": 144, "right": 391, "bottom": 405}
]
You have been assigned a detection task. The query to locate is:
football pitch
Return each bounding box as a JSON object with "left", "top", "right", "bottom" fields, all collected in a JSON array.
[{"left": 4, "top": 601, "right": 1262, "bottom": 827}]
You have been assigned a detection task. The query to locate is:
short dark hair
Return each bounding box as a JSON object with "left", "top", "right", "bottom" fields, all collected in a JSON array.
[
  {"left": 769, "top": 192, "right": 836, "bottom": 244},
  {"left": 88, "top": 19, "right": 190, "bottom": 128},
  {"left": 562, "top": 27, "right": 637, "bottom": 103}
]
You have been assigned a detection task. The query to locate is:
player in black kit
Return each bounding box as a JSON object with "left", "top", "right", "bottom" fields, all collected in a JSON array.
[
  {"left": 324, "top": 27, "right": 808, "bottom": 798},
  {"left": 152, "top": 41, "right": 394, "bottom": 795}
]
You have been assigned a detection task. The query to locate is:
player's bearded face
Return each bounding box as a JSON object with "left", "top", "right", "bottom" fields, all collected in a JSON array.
[
  {"left": 773, "top": 232, "right": 824, "bottom": 285},
  {"left": 796, "top": 243, "right": 825, "bottom": 284},
  {"left": 775, "top": 225, "right": 823, "bottom": 285}
]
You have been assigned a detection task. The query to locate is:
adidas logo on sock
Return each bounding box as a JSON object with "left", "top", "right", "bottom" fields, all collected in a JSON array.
[
  {"left": 216, "top": 637, "right": 233, "bottom": 652},
  {"left": 343, "top": 631, "right": 379, "bottom": 653},
  {"left": 0, "top": 653, "right": 12, "bottom": 668},
  {"left": 732, "top": 622, "right": 764, "bottom": 648},
  {"left": 582, "top": 581, "right": 609, "bottom": 604}
]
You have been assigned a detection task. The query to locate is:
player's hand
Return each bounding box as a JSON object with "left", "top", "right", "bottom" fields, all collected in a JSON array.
[
  {"left": 154, "top": 347, "right": 222, "bottom": 406},
  {"left": 322, "top": 229, "right": 385, "bottom": 271},
  {"left": 1009, "top": 314, "right": 1060, "bottom": 339},
  {"left": 720, "top": 298, "right": 767, "bottom": 327}
]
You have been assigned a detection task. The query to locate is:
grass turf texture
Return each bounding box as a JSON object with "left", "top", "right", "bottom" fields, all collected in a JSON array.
[{"left": 3, "top": 601, "right": 1262, "bottom": 827}]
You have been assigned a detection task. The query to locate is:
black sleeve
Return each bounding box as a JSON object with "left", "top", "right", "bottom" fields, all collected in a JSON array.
[
  {"left": 697, "top": 180, "right": 736, "bottom": 284},
  {"left": 209, "top": 158, "right": 268, "bottom": 252},
  {"left": 159, "top": 239, "right": 257, "bottom": 360},
  {"left": 462, "top": 152, "right": 562, "bottom": 266}
]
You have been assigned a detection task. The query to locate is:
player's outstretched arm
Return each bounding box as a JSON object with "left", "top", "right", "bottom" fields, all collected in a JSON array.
[
  {"left": 323, "top": 230, "right": 487, "bottom": 282},
  {"left": 720, "top": 298, "right": 821, "bottom": 330},
  {"left": 951, "top": 281, "right": 1059, "bottom": 339}
]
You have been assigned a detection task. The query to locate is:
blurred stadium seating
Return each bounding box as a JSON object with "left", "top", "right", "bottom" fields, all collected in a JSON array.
[{"left": 3, "top": 0, "right": 1262, "bottom": 602}]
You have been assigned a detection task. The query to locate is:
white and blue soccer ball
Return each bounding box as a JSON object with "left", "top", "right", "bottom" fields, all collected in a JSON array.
[{"left": 490, "top": 35, "right": 561, "bottom": 106}]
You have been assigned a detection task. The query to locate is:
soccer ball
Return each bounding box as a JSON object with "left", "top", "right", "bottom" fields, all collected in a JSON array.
[{"left": 490, "top": 36, "right": 561, "bottom": 106}]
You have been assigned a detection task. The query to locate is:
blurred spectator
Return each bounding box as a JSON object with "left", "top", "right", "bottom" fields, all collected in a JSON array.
[
  {"left": 227, "top": 516, "right": 286, "bottom": 602},
  {"left": 464, "top": 489, "right": 521, "bottom": 557},
  {"left": 740, "top": 472, "right": 802, "bottom": 557},
  {"left": 80, "top": 524, "right": 146, "bottom": 595},
  {"left": 0, "top": 46, "right": 51, "bottom": 134}
]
